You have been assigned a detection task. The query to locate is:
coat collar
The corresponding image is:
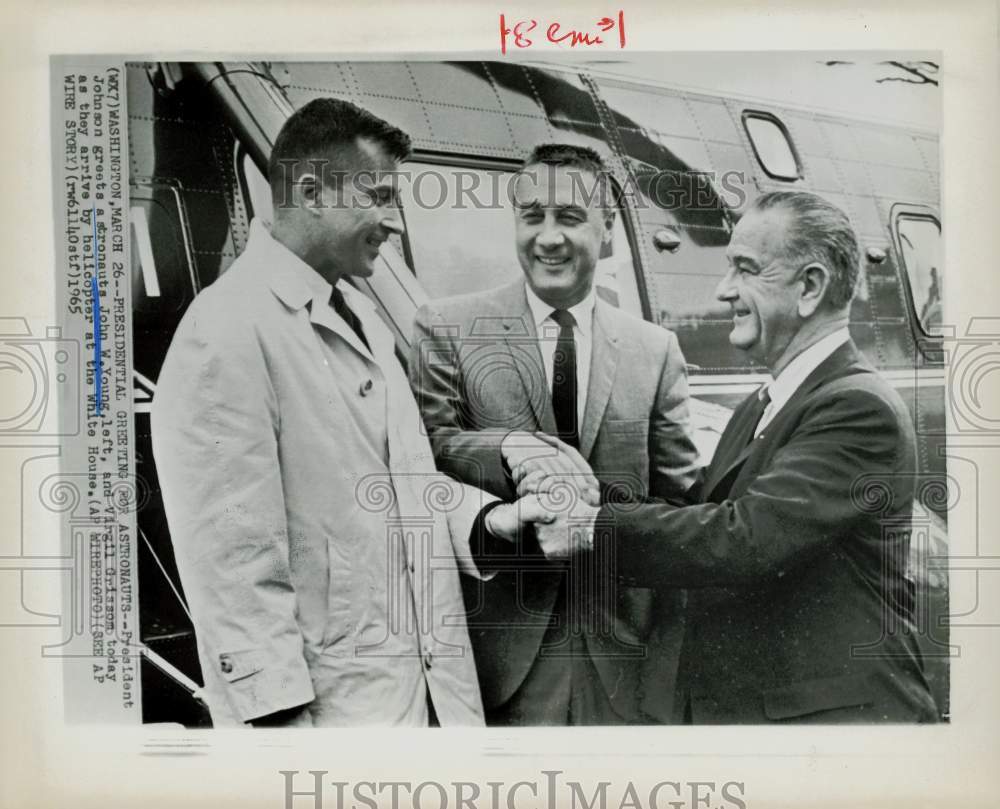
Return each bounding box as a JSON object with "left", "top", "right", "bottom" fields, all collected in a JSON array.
[
  {"left": 761, "top": 327, "right": 851, "bottom": 423},
  {"left": 249, "top": 219, "right": 332, "bottom": 312},
  {"left": 703, "top": 339, "right": 871, "bottom": 499},
  {"left": 778, "top": 338, "right": 871, "bottom": 412},
  {"left": 523, "top": 281, "right": 597, "bottom": 338},
  {"left": 249, "top": 220, "right": 383, "bottom": 361}
]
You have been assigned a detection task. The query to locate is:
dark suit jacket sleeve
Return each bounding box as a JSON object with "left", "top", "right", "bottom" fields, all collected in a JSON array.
[
  {"left": 598, "top": 383, "right": 906, "bottom": 588},
  {"left": 409, "top": 303, "right": 516, "bottom": 500},
  {"left": 648, "top": 331, "right": 701, "bottom": 502}
]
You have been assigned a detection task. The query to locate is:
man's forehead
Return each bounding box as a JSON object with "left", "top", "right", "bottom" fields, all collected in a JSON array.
[{"left": 512, "top": 164, "right": 603, "bottom": 208}]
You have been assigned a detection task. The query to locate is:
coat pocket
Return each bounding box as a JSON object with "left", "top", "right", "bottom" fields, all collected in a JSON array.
[
  {"left": 216, "top": 648, "right": 265, "bottom": 683},
  {"left": 604, "top": 417, "right": 650, "bottom": 437},
  {"left": 763, "top": 673, "right": 876, "bottom": 720}
]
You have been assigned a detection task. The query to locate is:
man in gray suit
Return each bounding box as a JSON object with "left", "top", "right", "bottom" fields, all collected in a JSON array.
[{"left": 410, "top": 144, "right": 700, "bottom": 725}]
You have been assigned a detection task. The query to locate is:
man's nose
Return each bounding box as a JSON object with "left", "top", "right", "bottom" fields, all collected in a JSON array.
[
  {"left": 536, "top": 223, "right": 565, "bottom": 249},
  {"left": 379, "top": 211, "right": 405, "bottom": 236},
  {"left": 715, "top": 268, "right": 738, "bottom": 302}
]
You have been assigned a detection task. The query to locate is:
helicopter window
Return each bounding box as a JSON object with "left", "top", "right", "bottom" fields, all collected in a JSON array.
[
  {"left": 742, "top": 112, "right": 802, "bottom": 181},
  {"left": 894, "top": 212, "right": 942, "bottom": 334},
  {"left": 130, "top": 205, "right": 160, "bottom": 298},
  {"left": 129, "top": 187, "right": 196, "bottom": 315}
]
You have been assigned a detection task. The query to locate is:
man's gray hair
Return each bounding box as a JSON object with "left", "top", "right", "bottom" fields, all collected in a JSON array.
[{"left": 751, "top": 191, "right": 861, "bottom": 309}]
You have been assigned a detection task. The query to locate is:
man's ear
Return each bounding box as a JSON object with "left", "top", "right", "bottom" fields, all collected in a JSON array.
[
  {"left": 298, "top": 172, "right": 323, "bottom": 214},
  {"left": 798, "top": 262, "right": 831, "bottom": 317},
  {"left": 603, "top": 208, "right": 616, "bottom": 238},
  {"left": 598, "top": 209, "right": 615, "bottom": 259}
]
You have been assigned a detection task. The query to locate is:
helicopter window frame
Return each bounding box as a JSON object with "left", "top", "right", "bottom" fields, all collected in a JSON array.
[
  {"left": 742, "top": 110, "right": 803, "bottom": 182},
  {"left": 891, "top": 205, "right": 943, "bottom": 338}
]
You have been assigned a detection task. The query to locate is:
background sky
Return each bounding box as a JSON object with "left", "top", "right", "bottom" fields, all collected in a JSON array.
[{"left": 529, "top": 51, "right": 941, "bottom": 130}]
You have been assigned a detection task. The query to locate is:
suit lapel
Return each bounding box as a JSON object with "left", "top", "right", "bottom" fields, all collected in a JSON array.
[
  {"left": 701, "top": 393, "right": 764, "bottom": 498},
  {"left": 703, "top": 341, "right": 869, "bottom": 500},
  {"left": 499, "top": 282, "right": 555, "bottom": 433},
  {"left": 705, "top": 406, "right": 768, "bottom": 498},
  {"left": 580, "top": 301, "right": 619, "bottom": 460},
  {"left": 762, "top": 340, "right": 868, "bottom": 439}
]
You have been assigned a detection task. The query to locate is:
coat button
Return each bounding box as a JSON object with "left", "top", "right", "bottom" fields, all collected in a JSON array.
[
  {"left": 424, "top": 650, "right": 434, "bottom": 670},
  {"left": 359, "top": 378, "right": 374, "bottom": 396},
  {"left": 219, "top": 655, "right": 233, "bottom": 675}
]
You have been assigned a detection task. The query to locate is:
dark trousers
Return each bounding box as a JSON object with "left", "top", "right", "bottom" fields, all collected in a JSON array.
[{"left": 485, "top": 584, "right": 631, "bottom": 726}]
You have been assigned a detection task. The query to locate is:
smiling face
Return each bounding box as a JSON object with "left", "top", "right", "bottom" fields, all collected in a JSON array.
[
  {"left": 512, "top": 164, "right": 613, "bottom": 309},
  {"left": 311, "top": 136, "right": 403, "bottom": 281},
  {"left": 718, "top": 206, "right": 806, "bottom": 371}
]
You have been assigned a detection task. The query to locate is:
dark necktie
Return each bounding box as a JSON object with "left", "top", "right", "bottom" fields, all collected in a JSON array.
[
  {"left": 330, "top": 286, "right": 370, "bottom": 352},
  {"left": 550, "top": 308, "right": 579, "bottom": 449}
]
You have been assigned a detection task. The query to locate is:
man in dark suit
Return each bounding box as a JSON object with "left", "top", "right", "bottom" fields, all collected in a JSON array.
[
  {"left": 410, "top": 144, "right": 700, "bottom": 725},
  {"left": 532, "top": 190, "right": 939, "bottom": 723}
]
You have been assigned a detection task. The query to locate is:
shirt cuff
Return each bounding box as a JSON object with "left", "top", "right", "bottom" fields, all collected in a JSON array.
[{"left": 469, "top": 500, "right": 541, "bottom": 575}]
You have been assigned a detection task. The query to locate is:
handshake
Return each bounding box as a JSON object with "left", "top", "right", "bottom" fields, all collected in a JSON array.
[{"left": 484, "top": 431, "right": 602, "bottom": 560}]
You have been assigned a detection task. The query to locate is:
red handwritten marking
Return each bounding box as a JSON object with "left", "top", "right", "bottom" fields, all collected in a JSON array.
[
  {"left": 516, "top": 19, "right": 537, "bottom": 47},
  {"left": 547, "top": 22, "right": 603, "bottom": 47},
  {"left": 500, "top": 14, "right": 537, "bottom": 53},
  {"left": 500, "top": 11, "right": 626, "bottom": 53}
]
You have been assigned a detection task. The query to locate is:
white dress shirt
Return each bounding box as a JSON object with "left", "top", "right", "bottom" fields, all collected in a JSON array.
[
  {"left": 754, "top": 327, "right": 851, "bottom": 438},
  {"left": 524, "top": 282, "right": 596, "bottom": 427}
]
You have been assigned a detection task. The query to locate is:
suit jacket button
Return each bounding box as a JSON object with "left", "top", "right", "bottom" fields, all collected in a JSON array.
[
  {"left": 424, "top": 650, "right": 434, "bottom": 670},
  {"left": 360, "top": 379, "right": 374, "bottom": 396},
  {"left": 219, "top": 655, "right": 233, "bottom": 675}
]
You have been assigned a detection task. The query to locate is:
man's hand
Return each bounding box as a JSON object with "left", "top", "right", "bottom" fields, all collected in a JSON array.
[
  {"left": 533, "top": 497, "right": 601, "bottom": 561},
  {"left": 487, "top": 493, "right": 600, "bottom": 561},
  {"left": 501, "top": 431, "right": 600, "bottom": 507},
  {"left": 484, "top": 494, "right": 554, "bottom": 542}
]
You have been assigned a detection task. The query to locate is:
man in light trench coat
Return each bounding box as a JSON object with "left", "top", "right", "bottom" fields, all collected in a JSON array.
[{"left": 152, "top": 98, "right": 530, "bottom": 727}]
